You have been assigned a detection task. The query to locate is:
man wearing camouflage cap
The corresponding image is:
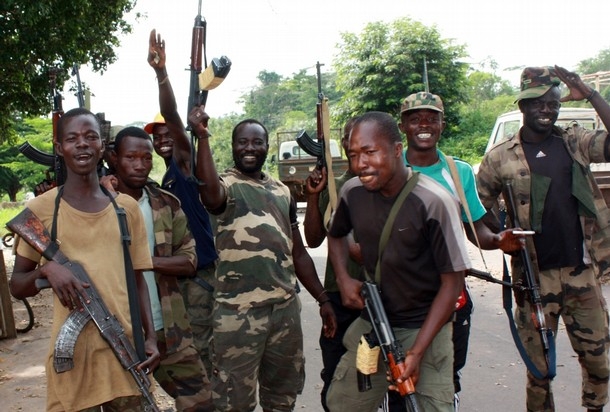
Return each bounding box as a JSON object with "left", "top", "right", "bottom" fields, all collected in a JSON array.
[
  {"left": 477, "top": 65, "right": 610, "bottom": 412},
  {"left": 396, "top": 91, "right": 524, "bottom": 411}
]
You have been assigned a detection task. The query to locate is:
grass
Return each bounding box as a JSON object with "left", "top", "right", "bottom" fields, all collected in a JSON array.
[{"left": 0, "top": 203, "right": 24, "bottom": 236}]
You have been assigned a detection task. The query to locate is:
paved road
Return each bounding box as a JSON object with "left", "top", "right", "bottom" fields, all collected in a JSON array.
[{"left": 291, "top": 220, "right": 608, "bottom": 412}]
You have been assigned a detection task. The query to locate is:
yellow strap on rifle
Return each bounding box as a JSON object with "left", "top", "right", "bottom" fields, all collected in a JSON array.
[{"left": 322, "top": 97, "right": 337, "bottom": 229}]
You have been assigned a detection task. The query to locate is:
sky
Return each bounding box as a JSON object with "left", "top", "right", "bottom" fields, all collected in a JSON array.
[{"left": 61, "top": 0, "right": 610, "bottom": 127}]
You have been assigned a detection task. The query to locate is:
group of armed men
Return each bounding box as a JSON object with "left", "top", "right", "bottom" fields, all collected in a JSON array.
[{"left": 8, "top": 28, "right": 610, "bottom": 412}]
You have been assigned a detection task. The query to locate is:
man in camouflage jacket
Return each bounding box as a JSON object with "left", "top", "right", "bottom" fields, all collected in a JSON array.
[
  {"left": 477, "top": 66, "right": 610, "bottom": 412},
  {"left": 104, "top": 126, "right": 212, "bottom": 411}
]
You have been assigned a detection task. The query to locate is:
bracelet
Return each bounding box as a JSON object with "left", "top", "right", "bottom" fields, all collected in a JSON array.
[
  {"left": 586, "top": 89, "right": 597, "bottom": 103},
  {"left": 318, "top": 299, "right": 331, "bottom": 307},
  {"left": 157, "top": 76, "right": 168, "bottom": 85},
  {"left": 315, "top": 289, "right": 328, "bottom": 302}
]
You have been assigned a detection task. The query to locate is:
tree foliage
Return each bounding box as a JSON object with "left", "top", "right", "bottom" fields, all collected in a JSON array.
[
  {"left": 332, "top": 18, "right": 469, "bottom": 134},
  {"left": 241, "top": 68, "right": 342, "bottom": 134},
  {"left": 0, "top": 0, "right": 138, "bottom": 143}
]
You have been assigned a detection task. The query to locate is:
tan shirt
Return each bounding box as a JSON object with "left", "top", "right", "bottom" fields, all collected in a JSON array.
[{"left": 15, "top": 189, "right": 153, "bottom": 411}]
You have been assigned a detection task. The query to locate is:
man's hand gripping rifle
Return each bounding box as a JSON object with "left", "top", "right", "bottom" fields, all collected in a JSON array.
[
  {"left": 503, "top": 180, "right": 553, "bottom": 374},
  {"left": 360, "top": 281, "right": 421, "bottom": 412},
  {"left": 7, "top": 208, "right": 160, "bottom": 412}
]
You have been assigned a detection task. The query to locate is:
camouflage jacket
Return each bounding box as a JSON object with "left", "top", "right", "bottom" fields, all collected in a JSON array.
[
  {"left": 477, "top": 124, "right": 610, "bottom": 277},
  {"left": 145, "top": 182, "right": 197, "bottom": 355},
  {"left": 211, "top": 168, "right": 296, "bottom": 309}
]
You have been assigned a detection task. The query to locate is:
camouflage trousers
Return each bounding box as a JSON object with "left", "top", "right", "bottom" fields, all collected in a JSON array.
[
  {"left": 515, "top": 264, "right": 610, "bottom": 412},
  {"left": 154, "top": 330, "right": 213, "bottom": 412},
  {"left": 179, "top": 263, "right": 216, "bottom": 379},
  {"left": 210, "top": 295, "right": 305, "bottom": 411}
]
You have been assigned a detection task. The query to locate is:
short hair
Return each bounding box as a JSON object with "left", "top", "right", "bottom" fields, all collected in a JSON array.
[
  {"left": 353, "top": 111, "right": 401, "bottom": 144},
  {"left": 343, "top": 116, "right": 360, "bottom": 141},
  {"left": 56, "top": 107, "right": 100, "bottom": 142},
  {"left": 231, "top": 118, "right": 269, "bottom": 143},
  {"left": 114, "top": 126, "right": 152, "bottom": 153}
]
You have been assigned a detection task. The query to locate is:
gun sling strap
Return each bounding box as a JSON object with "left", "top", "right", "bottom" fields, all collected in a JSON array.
[
  {"left": 497, "top": 210, "right": 556, "bottom": 380},
  {"left": 501, "top": 256, "right": 556, "bottom": 380},
  {"left": 51, "top": 185, "right": 147, "bottom": 362},
  {"left": 365, "top": 171, "right": 419, "bottom": 284}
]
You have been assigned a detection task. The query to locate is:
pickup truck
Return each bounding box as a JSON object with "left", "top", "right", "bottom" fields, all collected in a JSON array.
[
  {"left": 273, "top": 131, "right": 349, "bottom": 202},
  {"left": 486, "top": 107, "right": 610, "bottom": 206}
]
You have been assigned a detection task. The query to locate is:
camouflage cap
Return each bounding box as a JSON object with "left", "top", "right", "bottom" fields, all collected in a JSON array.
[
  {"left": 400, "top": 92, "right": 444, "bottom": 114},
  {"left": 515, "top": 66, "right": 561, "bottom": 102}
]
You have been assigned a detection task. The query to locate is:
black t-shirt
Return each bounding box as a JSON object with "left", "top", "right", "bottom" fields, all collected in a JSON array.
[{"left": 522, "top": 135, "right": 583, "bottom": 270}]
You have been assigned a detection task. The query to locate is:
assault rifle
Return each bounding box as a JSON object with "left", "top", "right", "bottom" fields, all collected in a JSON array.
[
  {"left": 186, "top": 0, "right": 231, "bottom": 125},
  {"left": 295, "top": 62, "right": 337, "bottom": 227},
  {"left": 296, "top": 61, "right": 331, "bottom": 171},
  {"left": 7, "top": 208, "right": 160, "bottom": 412},
  {"left": 503, "top": 181, "right": 554, "bottom": 376},
  {"left": 360, "top": 281, "right": 421, "bottom": 412},
  {"left": 468, "top": 267, "right": 514, "bottom": 288}
]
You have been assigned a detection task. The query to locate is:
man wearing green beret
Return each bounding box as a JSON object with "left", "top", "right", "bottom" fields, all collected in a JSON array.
[{"left": 477, "top": 65, "right": 610, "bottom": 412}]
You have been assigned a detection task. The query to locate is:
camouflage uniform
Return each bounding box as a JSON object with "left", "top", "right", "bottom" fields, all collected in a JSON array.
[
  {"left": 144, "top": 183, "right": 213, "bottom": 411},
  {"left": 208, "top": 168, "right": 305, "bottom": 411},
  {"left": 477, "top": 121, "right": 610, "bottom": 411}
]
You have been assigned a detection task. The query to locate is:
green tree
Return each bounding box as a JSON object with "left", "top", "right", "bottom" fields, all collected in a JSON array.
[
  {"left": 0, "top": 0, "right": 139, "bottom": 143},
  {"left": 578, "top": 49, "right": 610, "bottom": 74},
  {"left": 577, "top": 48, "right": 610, "bottom": 102},
  {"left": 241, "top": 68, "right": 342, "bottom": 135},
  {"left": 332, "top": 18, "right": 468, "bottom": 134}
]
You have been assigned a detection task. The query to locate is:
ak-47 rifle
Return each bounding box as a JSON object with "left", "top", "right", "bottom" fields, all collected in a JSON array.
[
  {"left": 7, "top": 208, "right": 160, "bottom": 412},
  {"left": 503, "top": 180, "right": 554, "bottom": 376},
  {"left": 296, "top": 62, "right": 332, "bottom": 169},
  {"left": 186, "top": 0, "right": 231, "bottom": 129},
  {"left": 360, "top": 281, "right": 421, "bottom": 412},
  {"left": 295, "top": 62, "right": 337, "bottom": 227}
]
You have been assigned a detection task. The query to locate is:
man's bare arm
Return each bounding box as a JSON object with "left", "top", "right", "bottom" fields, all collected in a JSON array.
[{"left": 148, "top": 29, "right": 192, "bottom": 175}]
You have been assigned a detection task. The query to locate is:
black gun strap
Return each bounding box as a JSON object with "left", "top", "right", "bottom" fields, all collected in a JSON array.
[
  {"left": 100, "top": 185, "right": 147, "bottom": 363},
  {"left": 52, "top": 186, "right": 147, "bottom": 362},
  {"left": 368, "top": 171, "right": 419, "bottom": 284},
  {"left": 502, "top": 256, "right": 556, "bottom": 380}
]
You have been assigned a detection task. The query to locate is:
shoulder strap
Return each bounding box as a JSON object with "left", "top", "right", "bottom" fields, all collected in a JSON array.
[
  {"left": 445, "top": 155, "right": 488, "bottom": 269},
  {"left": 99, "top": 186, "right": 147, "bottom": 363},
  {"left": 369, "top": 172, "right": 419, "bottom": 284}
]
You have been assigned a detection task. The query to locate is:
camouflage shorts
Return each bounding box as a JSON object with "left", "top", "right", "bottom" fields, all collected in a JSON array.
[
  {"left": 179, "top": 264, "right": 215, "bottom": 378},
  {"left": 210, "top": 295, "right": 305, "bottom": 411},
  {"left": 515, "top": 265, "right": 610, "bottom": 411}
]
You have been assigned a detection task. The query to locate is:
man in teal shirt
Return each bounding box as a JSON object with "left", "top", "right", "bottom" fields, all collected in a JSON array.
[{"left": 397, "top": 92, "right": 523, "bottom": 411}]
